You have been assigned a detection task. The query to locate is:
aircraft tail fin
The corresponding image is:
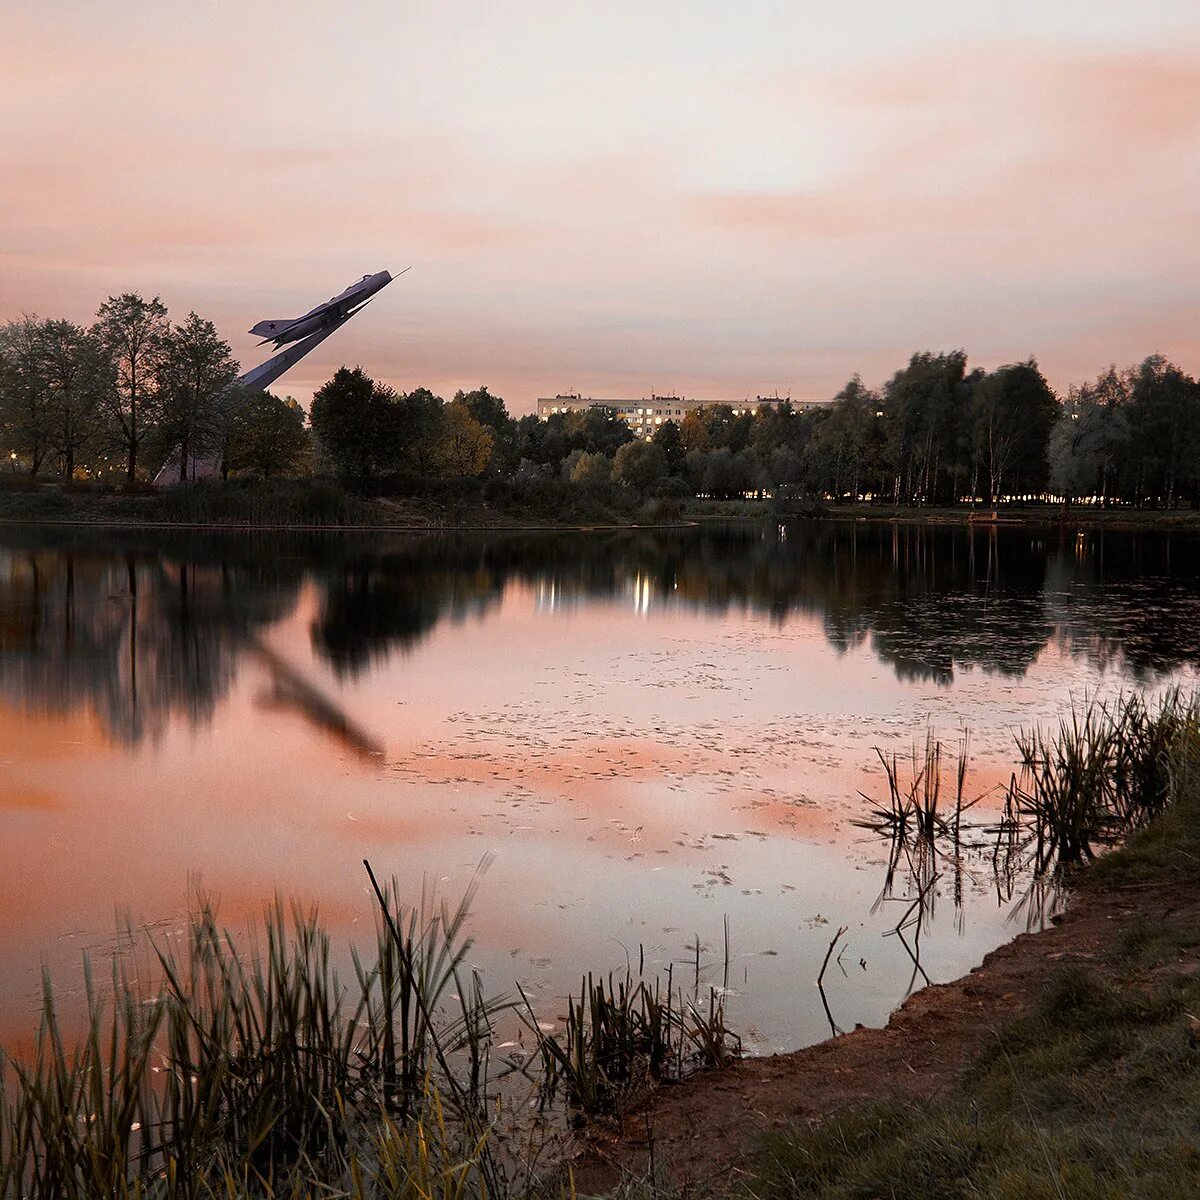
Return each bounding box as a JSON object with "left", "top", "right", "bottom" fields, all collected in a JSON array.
[{"left": 249, "top": 319, "right": 295, "bottom": 339}]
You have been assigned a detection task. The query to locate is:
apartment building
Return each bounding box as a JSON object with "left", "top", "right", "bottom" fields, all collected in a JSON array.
[{"left": 536, "top": 394, "right": 831, "bottom": 440}]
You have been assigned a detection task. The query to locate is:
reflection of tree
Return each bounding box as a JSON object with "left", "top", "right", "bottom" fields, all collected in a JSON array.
[
  {"left": 1041, "top": 530, "right": 1200, "bottom": 678},
  {"left": 311, "top": 561, "right": 504, "bottom": 678},
  {"left": 299, "top": 523, "right": 1200, "bottom": 684},
  {"left": 0, "top": 542, "right": 302, "bottom": 743},
  {"left": 2, "top": 523, "right": 1198, "bottom": 736}
]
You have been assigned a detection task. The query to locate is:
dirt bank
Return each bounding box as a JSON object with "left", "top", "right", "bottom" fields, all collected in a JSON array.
[{"left": 574, "top": 835, "right": 1200, "bottom": 1194}]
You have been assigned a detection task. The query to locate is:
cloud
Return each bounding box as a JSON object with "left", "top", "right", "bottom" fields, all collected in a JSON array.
[{"left": 5, "top": 14, "right": 1200, "bottom": 408}]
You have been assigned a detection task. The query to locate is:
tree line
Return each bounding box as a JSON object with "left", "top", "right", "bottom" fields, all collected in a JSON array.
[
  {"left": 0, "top": 294, "right": 308, "bottom": 482},
  {"left": 4, "top": 292, "right": 1199, "bottom": 509},
  {"left": 314, "top": 351, "right": 1200, "bottom": 510}
]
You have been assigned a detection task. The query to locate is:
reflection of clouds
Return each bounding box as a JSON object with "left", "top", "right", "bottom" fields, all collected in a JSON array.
[
  {"left": 0, "top": 783, "right": 62, "bottom": 812},
  {"left": 3, "top": 523, "right": 1200, "bottom": 1057}
]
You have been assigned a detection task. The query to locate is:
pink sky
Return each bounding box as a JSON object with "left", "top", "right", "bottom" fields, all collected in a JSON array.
[{"left": 3, "top": 2, "right": 1200, "bottom": 413}]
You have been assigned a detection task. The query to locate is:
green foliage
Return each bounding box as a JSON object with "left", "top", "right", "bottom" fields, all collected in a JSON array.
[
  {"left": 1009, "top": 690, "right": 1198, "bottom": 866},
  {"left": 154, "top": 312, "right": 240, "bottom": 480},
  {"left": 310, "top": 367, "right": 408, "bottom": 479},
  {"left": 969, "top": 360, "right": 1058, "bottom": 501},
  {"left": 434, "top": 399, "right": 495, "bottom": 478},
  {"left": 92, "top": 292, "right": 170, "bottom": 480},
  {"left": 11, "top": 281, "right": 1200, "bottom": 512},
  {"left": 223, "top": 389, "right": 310, "bottom": 478},
  {"left": 150, "top": 478, "right": 373, "bottom": 526},
  {"left": 749, "top": 697, "right": 1200, "bottom": 1200},
  {"left": 755, "top": 965, "right": 1200, "bottom": 1200},
  {"left": 612, "top": 440, "right": 667, "bottom": 493},
  {"left": 521, "top": 969, "right": 740, "bottom": 1119},
  {"left": 651, "top": 419, "right": 685, "bottom": 475},
  {"left": 569, "top": 450, "right": 612, "bottom": 488},
  {"left": 0, "top": 870, "right": 506, "bottom": 1199}
]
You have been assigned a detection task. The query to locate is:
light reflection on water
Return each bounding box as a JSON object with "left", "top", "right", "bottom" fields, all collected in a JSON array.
[{"left": 0, "top": 520, "right": 1198, "bottom": 1054}]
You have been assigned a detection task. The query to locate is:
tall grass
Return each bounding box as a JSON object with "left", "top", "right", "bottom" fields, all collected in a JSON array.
[
  {"left": 1010, "top": 689, "right": 1198, "bottom": 867},
  {"left": 520, "top": 966, "right": 740, "bottom": 1120},
  {"left": 0, "top": 865, "right": 506, "bottom": 1198},
  {"left": 855, "top": 731, "right": 978, "bottom": 843},
  {"left": 0, "top": 858, "right": 738, "bottom": 1195},
  {"left": 859, "top": 691, "right": 1200, "bottom": 906},
  {"left": 152, "top": 479, "right": 381, "bottom": 527}
]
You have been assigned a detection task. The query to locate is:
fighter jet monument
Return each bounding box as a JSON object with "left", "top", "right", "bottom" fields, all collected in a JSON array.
[
  {"left": 239, "top": 268, "right": 399, "bottom": 391},
  {"left": 155, "top": 268, "right": 399, "bottom": 482}
]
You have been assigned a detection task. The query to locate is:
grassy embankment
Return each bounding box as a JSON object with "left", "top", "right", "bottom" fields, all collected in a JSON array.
[
  {"left": 0, "top": 477, "right": 674, "bottom": 530},
  {"left": 4, "top": 477, "right": 1200, "bottom": 532},
  {"left": 743, "top": 700, "right": 1200, "bottom": 1200}
]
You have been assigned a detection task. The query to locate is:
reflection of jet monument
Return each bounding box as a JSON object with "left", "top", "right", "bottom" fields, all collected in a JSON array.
[{"left": 155, "top": 268, "right": 400, "bottom": 482}]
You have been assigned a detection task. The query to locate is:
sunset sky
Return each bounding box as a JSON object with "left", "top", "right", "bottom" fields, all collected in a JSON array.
[{"left": 4, "top": 1, "right": 1200, "bottom": 412}]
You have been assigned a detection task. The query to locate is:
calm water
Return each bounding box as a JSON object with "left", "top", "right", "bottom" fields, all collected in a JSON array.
[{"left": 1, "top": 520, "right": 1199, "bottom": 1054}]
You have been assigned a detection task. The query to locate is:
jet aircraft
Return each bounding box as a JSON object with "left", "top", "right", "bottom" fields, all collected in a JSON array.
[{"left": 249, "top": 268, "right": 400, "bottom": 347}]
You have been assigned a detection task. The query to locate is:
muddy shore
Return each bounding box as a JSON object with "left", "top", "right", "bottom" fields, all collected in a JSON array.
[{"left": 574, "top": 829, "right": 1200, "bottom": 1194}]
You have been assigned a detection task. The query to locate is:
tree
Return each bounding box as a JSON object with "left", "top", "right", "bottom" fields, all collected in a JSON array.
[
  {"left": 565, "top": 407, "right": 635, "bottom": 457},
  {"left": 969, "top": 360, "right": 1057, "bottom": 504},
  {"left": 764, "top": 446, "right": 804, "bottom": 492},
  {"left": 396, "top": 387, "right": 444, "bottom": 469},
  {"left": 883, "top": 351, "right": 972, "bottom": 504},
  {"left": 613, "top": 440, "right": 667, "bottom": 493},
  {"left": 652, "top": 419, "right": 686, "bottom": 475},
  {"left": 456, "top": 385, "right": 508, "bottom": 431},
  {"left": 434, "top": 399, "right": 494, "bottom": 477},
  {"left": 1050, "top": 391, "right": 1110, "bottom": 504},
  {"left": 454, "top": 386, "right": 517, "bottom": 474},
  {"left": 1126, "top": 356, "right": 1200, "bottom": 507},
  {"left": 696, "top": 447, "right": 757, "bottom": 499},
  {"left": 679, "top": 410, "right": 711, "bottom": 454},
  {"left": 1049, "top": 367, "right": 1130, "bottom": 506},
  {"left": 0, "top": 316, "right": 53, "bottom": 475},
  {"left": 155, "top": 313, "right": 239, "bottom": 481},
  {"left": 310, "top": 367, "right": 405, "bottom": 479},
  {"left": 569, "top": 450, "right": 612, "bottom": 488},
  {"left": 811, "top": 377, "right": 881, "bottom": 501},
  {"left": 39, "top": 319, "right": 108, "bottom": 479},
  {"left": 224, "top": 390, "right": 310, "bottom": 477},
  {"left": 92, "top": 293, "right": 169, "bottom": 481}
]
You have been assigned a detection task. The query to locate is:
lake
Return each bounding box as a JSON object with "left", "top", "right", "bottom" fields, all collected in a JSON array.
[{"left": 1, "top": 519, "right": 1198, "bottom": 1056}]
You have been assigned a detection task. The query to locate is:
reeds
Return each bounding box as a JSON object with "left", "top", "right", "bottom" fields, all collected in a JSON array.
[
  {"left": 856, "top": 731, "right": 978, "bottom": 844},
  {"left": 519, "top": 962, "right": 741, "bottom": 1119},
  {"left": 0, "top": 858, "right": 739, "bottom": 1195},
  {"left": 859, "top": 691, "right": 1200, "bottom": 917},
  {"left": 1010, "top": 690, "right": 1199, "bottom": 868},
  {"left": 0, "top": 863, "right": 506, "bottom": 1198}
]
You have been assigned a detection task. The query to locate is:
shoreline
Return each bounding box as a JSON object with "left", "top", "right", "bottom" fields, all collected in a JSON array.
[
  {"left": 2, "top": 490, "right": 1200, "bottom": 536},
  {"left": 573, "top": 790, "right": 1200, "bottom": 1195}
]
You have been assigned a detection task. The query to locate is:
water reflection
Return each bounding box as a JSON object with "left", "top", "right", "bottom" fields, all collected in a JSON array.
[
  {"left": 2, "top": 521, "right": 1200, "bottom": 743},
  {"left": 3, "top": 519, "right": 1200, "bottom": 1057},
  {"left": 0, "top": 542, "right": 299, "bottom": 743}
]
